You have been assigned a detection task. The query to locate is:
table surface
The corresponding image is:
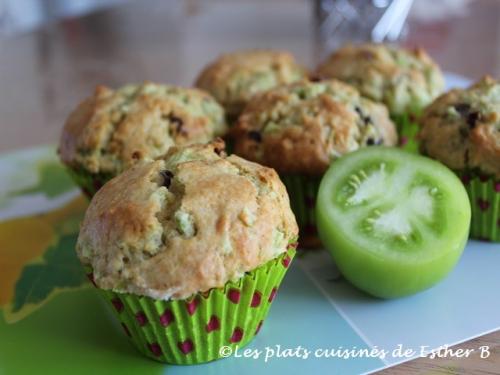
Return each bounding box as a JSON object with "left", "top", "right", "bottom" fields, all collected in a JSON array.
[{"left": 0, "top": 1, "right": 499, "bottom": 374}]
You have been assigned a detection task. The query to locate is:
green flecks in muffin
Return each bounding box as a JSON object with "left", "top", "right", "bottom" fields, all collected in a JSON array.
[
  {"left": 388, "top": 47, "right": 427, "bottom": 72},
  {"left": 220, "top": 231, "right": 233, "bottom": 254},
  {"left": 67, "top": 83, "right": 226, "bottom": 178},
  {"left": 156, "top": 143, "right": 294, "bottom": 255},
  {"left": 326, "top": 45, "right": 444, "bottom": 115},
  {"left": 386, "top": 79, "right": 413, "bottom": 115},
  {"left": 262, "top": 122, "right": 281, "bottom": 134},
  {"left": 226, "top": 61, "right": 304, "bottom": 103},
  {"left": 446, "top": 106, "right": 461, "bottom": 120},
  {"left": 165, "top": 148, "right": 198, "bottom": 167},
  {"left": 271, "top": 229, "right": 286, "bottom": 256},
  {"left": 174, "top": 210, "right": 196, "bottom": 237},
  {"left": 394, "top": 53, "right": 410, "bottom": 68},
  {"left": 359, "top": 124, "right": 382, "bottom": 146},
  {"left": 244, "top": 71, "right": 277, "bottom": 92},
  {"left": 248, "top": 81, "right": 389, "bottom": 153},
  {"left": 291, "top": 82, "right": 326, "bottom": 100},
  {"left": 256, "top": 81, "right": 357, "bottom": 131}
]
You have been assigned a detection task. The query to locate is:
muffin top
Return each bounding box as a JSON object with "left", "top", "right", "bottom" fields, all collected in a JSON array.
[
  {"left": 316, "top": 43, "right": 445, "bottom": 115},
  {"left": 195, "top": 49, "right": 307, "bottom": 120},
  {"left": 76, "top": 140, "right": 298, "bottom": 300},
  {"left": 419, "top": 76, "right": 500, "bottom": 178},
  {"left": 59, "top": 82, "right": 227, "bottom": 176},
  {"left": 232, "top": 79, "right": 397, "bottom": 175}
]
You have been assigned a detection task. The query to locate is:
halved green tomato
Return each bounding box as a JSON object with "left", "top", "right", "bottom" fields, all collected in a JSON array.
[{"left": 316, "top": 147, "right": 471, "bottom": 298}]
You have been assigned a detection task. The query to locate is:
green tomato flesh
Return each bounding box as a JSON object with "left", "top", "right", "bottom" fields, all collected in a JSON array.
[{"left": 316, "top": 147, "right": 471, "bottom": 298}]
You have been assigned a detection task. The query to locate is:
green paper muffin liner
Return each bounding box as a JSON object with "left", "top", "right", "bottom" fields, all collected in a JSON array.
[
  {"left": 223, "top": 136, "right": 235, "bottom": 155},
  {"left": 66, "top": 167, "right": 114, "bottom": 198},
  {"left": 84, "top": 245, "right": 296, "bottom": 364},
  {"left": 457, "top": 171, "right": 500, "bottom": 242},
  {"left": 392, "top": 113, "right": 421, "bottom": 154},
  {"left": 280, "top": 174, "right": 322, "bottom": 248}
]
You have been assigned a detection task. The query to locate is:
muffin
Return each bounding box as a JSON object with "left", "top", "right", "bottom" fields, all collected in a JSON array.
[
  {"left": 59, "top": 82, "right": 227, "bottom": 197},
  {"left": 232, "top": 79, "right": 397, "bottom": 247},
  {"left": 316, "top": 43, "right": 444, "bottom": 151},
  {"left": 76, "top": 140, "right": 298, "bottom": 364},
  {"left": 419, "top": 76, "right": 500, "bottom": 242},
  {"left": 195, "top": 49, "right": 307, "bottom": 122}
]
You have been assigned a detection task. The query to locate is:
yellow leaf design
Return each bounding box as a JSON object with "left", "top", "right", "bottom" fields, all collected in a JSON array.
[{"left": 0, "top": 196, "right": 87, "bottom": 309}]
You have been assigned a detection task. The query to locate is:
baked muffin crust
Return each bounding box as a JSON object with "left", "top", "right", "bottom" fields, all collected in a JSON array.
[
  {"left": 59, "top": 82, "right": 227, "bottom": 176},
  {"left": 419, "top": 76, "right": 500, "bottom": 178},
  {"left": 316, "top": 43, "right": 444, "bottom": 115},
  {"left": 232, "top": 79, "right": 397, "bottom": 175},
  {"left": 195, "top": 49, "right": 307, "bottom": 120},
  {"left": 76, "top": 140, "right": 298, "bottom": 300}
]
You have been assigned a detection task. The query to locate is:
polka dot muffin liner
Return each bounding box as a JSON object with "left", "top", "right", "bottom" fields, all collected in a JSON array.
[
  {"left": 458, "top": 172, "right": 500, "bottom": 242},
  {"left": 392, "top": 113, "right": 421, "bottom": 154},
  {"left": 280, "top": 174, "right": 323, "bottom": 248},
  {"left": 65, "top": 167, "right": 113, "bottom": 198},
  {"left": 223, "top": 136, "right": 235, "bottom": 155},
  {"left": 84, "top": 244, "right": 296, "bottom": 364}
]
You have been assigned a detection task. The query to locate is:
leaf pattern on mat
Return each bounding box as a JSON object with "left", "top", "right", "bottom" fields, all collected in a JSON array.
[
  {"left": 0, "top": 196, "right": 88, "bottom": 323},
  {"left": 10, "top": 161, "right": 76, "bottom": 198},
  {"left": 5, "top": 233, "right": 87, "bottom": 323}
]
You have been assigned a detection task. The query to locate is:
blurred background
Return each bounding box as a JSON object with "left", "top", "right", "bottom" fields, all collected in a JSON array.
[{"left": 0, "top": 0, "right": 499, "bottom": 152}]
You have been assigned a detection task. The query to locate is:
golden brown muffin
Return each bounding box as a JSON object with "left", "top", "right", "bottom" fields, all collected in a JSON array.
[
  {"left": 316, "top": 43, "right": 445, "bottom": 115},
  {"left": 76, "top": 140, "right": 298, "bottom": 300},
  {"left": 59, "top": 82, "right": 227, "bottom": 178},
  {"left": 419, "top": 76, "right": 500, "bottom": 178},
  {"left": 195, "top": 49, "right": 307, "bottom": 121},
  {"left": 232, "top": 79, "right": 398, "bottom": 176}
]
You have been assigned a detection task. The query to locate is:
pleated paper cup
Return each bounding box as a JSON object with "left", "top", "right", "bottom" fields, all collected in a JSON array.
[
  {"left": 280, "top": 174, "right": 322, "bottom": 248},
  {"left": 392, "top": 113, "right": 420, "bottom": 154},
  {"left": 458, "top": 172, "right": 500, "bottom": 242},
  {"left": 84, "top": 244, "right": 296, "bottom": 364},
  {"left": 66, "top": 167, "right": 113, "bottom": 198}
]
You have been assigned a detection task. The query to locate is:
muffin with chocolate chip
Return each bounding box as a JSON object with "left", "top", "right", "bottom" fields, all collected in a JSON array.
[
  {"left": 77, "top": 140, "right": 298, "bottom": 364},
  {"left": 195, "top": 49, "right": 307, "bottom": 122},
  {"left": 316, "top": 43, "right": 444, "bottom": 151},
  {"left": 232, "top": 79, "right": 397, "bottom": 247},
  {"left": 419, "top": 76, "right": 500, "bottom": 241},
  {"left": 59, "top": 82, "right": 227, "bottom": 197}
]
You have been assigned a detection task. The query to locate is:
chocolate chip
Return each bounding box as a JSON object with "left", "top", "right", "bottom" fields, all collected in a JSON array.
[
  {"left": 454, "top": 103, "right": 471, "bottom": 116},
  {"left": 163, "top": 113, "right": 184, "bottom": 133},
  {"left": 248, "top": 130, "right": 262, "bottom": 142},
  {"left": 297, "top": 90, "right": 307, "bottom": 100},
  {"left": 214, "top": 145, "right": 225, "bottom": 156},
  {"left": 454, "top": 103, "right": 480, "bottom": 130},
  {"left": 160, "top": 170, "right": 174, "bottom": 188},
  {"left": 354, "top": 106, "right": 371, "bottom": 125},
  {"left": 359, "top": 50, "right": 375, "bottom": 60},
  {"left": 467, "top": 112, "right": 480, "bottom": 128},
  {"left": 309, "top": 75, "right": 322, "bottom": 82}
]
